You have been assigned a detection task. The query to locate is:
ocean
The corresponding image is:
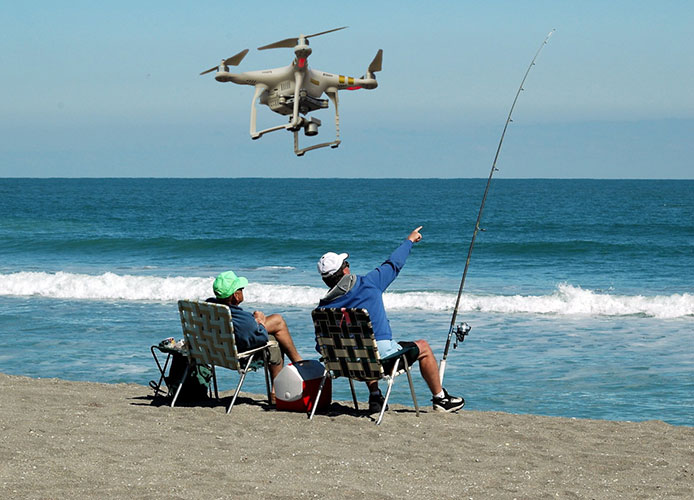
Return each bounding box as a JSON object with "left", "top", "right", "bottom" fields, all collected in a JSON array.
[{"left": 0, "top": 178, "right": 692, "bottom": 425}]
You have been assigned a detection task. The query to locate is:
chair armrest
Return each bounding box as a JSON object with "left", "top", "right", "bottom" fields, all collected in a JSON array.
[
  {"left": 380, "top": 345, "right": 418, "bottom": 362},
  {"left": 153, "top": 344, "right": 187, "bottom": 356},
  {"left": 236, "top": 340, "right": 277, "bottom": 358}
]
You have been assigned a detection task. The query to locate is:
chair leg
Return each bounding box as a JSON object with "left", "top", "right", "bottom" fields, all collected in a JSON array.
[
  {"left": 170, "top": 363, "right": 191, "bottom": 408},
  {"left": 348, "top": 378, "right": 359, "bottom": 411},
  {"left": 262, "top": 349, "right": 272, "bottom": 403},
  {"left": 402, "top": 357, "right": 420, "bottom": 417},
  {"left": 150, "top": 348, "right": 171, "bottom": 398},
  {"left": 308, "top": 369, "right": 329, "bottom": 420},
  {"left": 227, "top": 354, "right": 255, "bottom": 414},
  {"left": 376, "top": 358, "right": 401, "bottom": 425},
  {"left": 210, "top": 365, "right": 219, "bottom": 400}
]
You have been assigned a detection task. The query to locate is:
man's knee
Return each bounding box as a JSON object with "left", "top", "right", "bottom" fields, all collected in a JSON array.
[
  {"left": 414, "top": 339, "right": 434, "bottom": 357},
  {"left": 266, "top": 313, "right": 288, "bottom": 333},
  {"left": 268, "top": 313, "right": 286, "bottom": 323}
]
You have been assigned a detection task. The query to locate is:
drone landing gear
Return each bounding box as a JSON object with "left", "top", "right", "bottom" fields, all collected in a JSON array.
[
  {"left": 250, "top": 85, "right": 287, "bottom": 140},
  {"left": 293, "top": 90, "right": 341, "bottom": 156},
  {"left": 251, "top": 123, "right": 285, "bottom": 140},
  {"left": 292, "top": 116, "right": 340, "bottom": 156},
  {"left": 294, "top": 136, "right": 341, "bottom": 156},
  {"left": 250, "top": 84, "right": 342, "bottom": 155}
]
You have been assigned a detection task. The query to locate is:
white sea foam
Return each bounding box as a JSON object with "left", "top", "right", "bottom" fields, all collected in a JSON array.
[
  {"left": 0, "top": 271, "right": 211, "bottom": 302},
  {"left": 0, "top": 272, "right": 692, "bottom": 319}
]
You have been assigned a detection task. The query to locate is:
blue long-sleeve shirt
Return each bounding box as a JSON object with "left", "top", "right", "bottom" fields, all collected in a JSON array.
[
  {"left": 205, "top": 298, "right": 269, "bottom": 352},
  {"left": 318, "top": 239, "right": 413, "bottom": 341}
]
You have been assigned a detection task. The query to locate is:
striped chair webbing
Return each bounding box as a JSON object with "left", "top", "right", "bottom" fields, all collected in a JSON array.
[
  {"left": 312, "top": 308, "right": 384, "bottom": 381},
  {"left": 178, "top": 300, "right": 241, "bottom": 371}
]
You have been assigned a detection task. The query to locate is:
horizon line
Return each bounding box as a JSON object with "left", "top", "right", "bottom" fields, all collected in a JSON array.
[{"left": 1, "top": 177, "right": 692, "bottom": 181}]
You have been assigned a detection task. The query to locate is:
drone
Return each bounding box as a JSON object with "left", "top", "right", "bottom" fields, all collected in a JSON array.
[{"left": 200, "top": 27, "right": 382, "bottom": 156}]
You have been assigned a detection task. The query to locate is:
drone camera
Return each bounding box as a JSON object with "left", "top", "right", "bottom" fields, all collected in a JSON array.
[{"left": 304, "top": 117, "right": 322, "bottom": 136}]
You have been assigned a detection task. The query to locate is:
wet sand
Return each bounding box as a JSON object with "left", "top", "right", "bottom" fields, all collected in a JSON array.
[{"left": 1, "top": 373, "right": 692, "bottom": 499}]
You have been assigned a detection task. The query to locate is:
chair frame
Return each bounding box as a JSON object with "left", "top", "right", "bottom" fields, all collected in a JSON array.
[
  {"left": 173, "top": 300, "right": 274, "bottom": 413},
  {"left": 309, "top": 307, "right": 420, "bottom": 425}
]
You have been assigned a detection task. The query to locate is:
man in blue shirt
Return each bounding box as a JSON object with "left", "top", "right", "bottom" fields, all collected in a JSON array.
[
  {"left": 207, "top": 270, "right": 303, "bottom": 400},
  {"left": 317, "top": 226, "right": 464, "bottom": 412}
]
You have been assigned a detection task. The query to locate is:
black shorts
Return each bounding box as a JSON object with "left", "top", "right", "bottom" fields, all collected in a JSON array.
[
  {"left": 397, "top": 341, "right": 420, "bottom": 365},
  {"left": 380, "top": 341, "right": 420, "bottom": 374}
]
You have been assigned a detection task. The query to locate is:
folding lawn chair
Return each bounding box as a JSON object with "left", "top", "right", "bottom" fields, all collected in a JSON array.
[
  {"left": 174, "top": 300, "right": 274, "bottom": 413},
  {"left": 309, "top": 307, "right": 420, "bottom": 425}
]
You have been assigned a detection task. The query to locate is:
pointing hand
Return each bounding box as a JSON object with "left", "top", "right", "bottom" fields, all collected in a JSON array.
[{"left": 407, "top": 226, "right": 423, "bottom": 243}]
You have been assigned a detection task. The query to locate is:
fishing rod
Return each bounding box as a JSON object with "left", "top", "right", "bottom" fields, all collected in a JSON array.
[{"left": 439, "top": 29, "right": 555, "bottom": 384}]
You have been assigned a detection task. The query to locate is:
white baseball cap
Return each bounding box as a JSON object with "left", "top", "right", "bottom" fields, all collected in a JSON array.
[{"left": 317, "top": 252, "right": 349, "bottom": 277}]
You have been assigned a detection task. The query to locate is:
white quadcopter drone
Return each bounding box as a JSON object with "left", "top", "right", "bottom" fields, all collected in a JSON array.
[{"left": 200, "top": 26, "right": 382, "bottom": 156}]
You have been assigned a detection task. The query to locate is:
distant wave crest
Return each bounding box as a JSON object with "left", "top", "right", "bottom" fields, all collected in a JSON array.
[
  {"left": 0, "top": 272, "right": 691, "bottom": 319},
  {"left": 253, "top": 266, "right": 296, "bottom": 271}
]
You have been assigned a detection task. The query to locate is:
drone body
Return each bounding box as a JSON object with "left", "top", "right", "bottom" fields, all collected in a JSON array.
[{"left": 201, "top": 27, "right": 382, "bottom": 156}]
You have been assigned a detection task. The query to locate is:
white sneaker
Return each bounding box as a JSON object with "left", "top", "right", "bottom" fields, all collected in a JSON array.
[{"left": 432, "top": 388, "right": 465, "bottom": 412}]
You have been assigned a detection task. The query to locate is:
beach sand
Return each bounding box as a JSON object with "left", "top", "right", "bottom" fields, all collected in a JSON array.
[{"left": 1, "top": 373, "right": 692, "bottom": 499}]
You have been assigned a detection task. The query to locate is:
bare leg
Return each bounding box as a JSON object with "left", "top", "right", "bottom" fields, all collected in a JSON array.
[
  {"left": 268, "top": 362, "right": 283, "bottom": 381},
  {"left": 264, "top": 313, "right": 303, "bottom": 363},
  {"left": 267, "top": 362, "right": 282, "bottom": 405},
  {"left": 414, "top": 339, "right": 443, "bottom": 395}
]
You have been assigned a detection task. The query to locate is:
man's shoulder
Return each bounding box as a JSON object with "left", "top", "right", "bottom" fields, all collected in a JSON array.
[
  {"left": 319, "top": 275, "right": 376, "bottom": 307},
  {"left": 228, "top": 304, "right": 248, "bottom": 316},
  {"left": 362, "top": 266, "right": 389, "bottom": 285},
  {"left": 204, "top": 298, "right": 247, "bottom": 314},
  {"left": 206, "top": 297, "right": 235, "bottom": 306}
]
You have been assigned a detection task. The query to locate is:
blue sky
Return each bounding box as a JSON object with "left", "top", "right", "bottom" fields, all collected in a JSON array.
[{"left": 1, "top": 1, "right": 692, "bottom": 178}]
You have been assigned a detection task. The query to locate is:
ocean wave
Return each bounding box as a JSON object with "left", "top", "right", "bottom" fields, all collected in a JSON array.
[
  {"left": 0, "top": 272, "right": 691, "bottom": 319},
  {"left": 0, "top": 271, "right": 212, "bottom": 302},
  {"left": 253, "top": 266, "right": 296, "bottom": 271}
]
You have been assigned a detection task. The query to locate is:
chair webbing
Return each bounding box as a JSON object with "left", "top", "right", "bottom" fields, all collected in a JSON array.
[
  {"left": 312, "top": 308, "right": 384, "bottom": 381},
  {"left": 178, "top": 300, "right": 241, "bottom": 371}
]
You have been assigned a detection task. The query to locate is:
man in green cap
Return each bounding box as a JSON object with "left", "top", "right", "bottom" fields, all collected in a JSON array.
[{"left": 207, "top": 270, "right": 303, "bottom": 399}]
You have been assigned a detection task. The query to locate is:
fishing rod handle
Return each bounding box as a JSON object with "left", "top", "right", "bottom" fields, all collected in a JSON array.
[{"left": 438, "top": 358, "right": 447, "bottom": 385}]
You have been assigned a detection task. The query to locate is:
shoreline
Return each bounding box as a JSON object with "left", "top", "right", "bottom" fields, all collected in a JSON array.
[{"left": 1, "top": 373, "right": 692, "bottom": 499}]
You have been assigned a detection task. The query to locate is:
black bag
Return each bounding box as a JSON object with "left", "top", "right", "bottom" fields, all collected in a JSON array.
[{"left": 165, "top": 352, "right": 213, "bottom": 401}]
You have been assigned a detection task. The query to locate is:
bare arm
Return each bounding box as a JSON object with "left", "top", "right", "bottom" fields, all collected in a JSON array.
[{"left": 253, "top": 310, "right": 266, "bottom": 326}]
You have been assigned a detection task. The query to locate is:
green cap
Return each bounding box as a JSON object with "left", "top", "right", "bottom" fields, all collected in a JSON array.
[{"left": 213, "top": 270, "right": 249, "bottom": 299}]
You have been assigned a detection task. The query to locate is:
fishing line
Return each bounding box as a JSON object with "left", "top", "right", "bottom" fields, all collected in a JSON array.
[{"left": 439, "top": 29, "right": 555, "bottom": 384}]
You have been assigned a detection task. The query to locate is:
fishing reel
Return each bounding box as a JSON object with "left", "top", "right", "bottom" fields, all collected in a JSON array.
[{"left": 453, "top": 322, "right": 471, "bottom": 349}]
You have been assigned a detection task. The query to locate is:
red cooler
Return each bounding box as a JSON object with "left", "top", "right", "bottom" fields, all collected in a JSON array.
[{"left": 275, "top": 360, "right": 331, "bottom": 412}]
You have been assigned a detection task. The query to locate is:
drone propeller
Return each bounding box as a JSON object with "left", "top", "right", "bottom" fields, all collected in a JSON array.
[
  {"left": 368, "top": 49, "right": 383, "bottom": 73},
  {"left": 199, "top": 48, "right": 249, "bottom": 75},
  {"left": 257, "top": 26, "right": 348, "bottom": 50}
]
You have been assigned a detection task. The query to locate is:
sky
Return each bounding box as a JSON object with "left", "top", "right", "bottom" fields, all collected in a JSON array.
[{"left": 1, "top": 1, "right": 692, "bottom": 178}]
